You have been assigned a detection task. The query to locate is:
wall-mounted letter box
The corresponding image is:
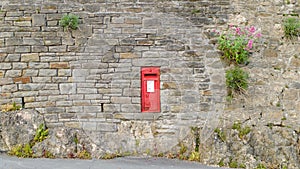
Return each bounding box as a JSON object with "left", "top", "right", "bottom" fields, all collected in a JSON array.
[{"left": 141, "top": 67, "right": 160, "bottom": 113}]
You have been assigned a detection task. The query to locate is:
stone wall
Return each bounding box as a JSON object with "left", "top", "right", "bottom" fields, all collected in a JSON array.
[
  {"left": 0, "top": 0, "right": 299, "bottom": 168},
  {"left": 0, "top": 0, "right": 228, "bottom": 154},
  {"left": 202, "top": 0, "right": 300, "bottom": 168}
]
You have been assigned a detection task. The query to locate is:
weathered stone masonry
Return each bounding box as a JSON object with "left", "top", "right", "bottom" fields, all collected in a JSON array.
[
  {"left": 0, "top": 0, "right": 228, "bottom": 153},
  {"left": 0, "top": 0, "right": 300, "bottom": 168}
]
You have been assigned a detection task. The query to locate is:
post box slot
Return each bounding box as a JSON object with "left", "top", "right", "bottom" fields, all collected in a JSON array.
[{"left": 144, "top": 74, "right": 157, "bottom": 77}]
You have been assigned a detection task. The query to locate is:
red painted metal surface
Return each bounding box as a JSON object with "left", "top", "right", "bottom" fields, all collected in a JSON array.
[{"left": 141, "top": 67, "right": 160, "bottom": 113}]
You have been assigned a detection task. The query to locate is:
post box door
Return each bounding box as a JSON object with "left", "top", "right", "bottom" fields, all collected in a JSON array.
[{"left": 141, "top": 67, "right": 160, "bottom": 112}]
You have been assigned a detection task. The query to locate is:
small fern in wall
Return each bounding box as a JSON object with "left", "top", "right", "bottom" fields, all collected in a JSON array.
[{"left": 59, "top": 14, "right": 79, "bottom": 31}]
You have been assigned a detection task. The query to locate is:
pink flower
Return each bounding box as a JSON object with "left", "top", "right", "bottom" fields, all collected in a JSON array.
[
  {"left": 235, "top": 27, "right": 242, "bottom": 35},
  {"left": 248, "top": 26, "right": 256, "bottom": 34},
  {"left": 255, "top": 32, "right": 262, "bottom": 38},
  {"left": 246, "top": 39, "right": 253, "bottom": 50}
]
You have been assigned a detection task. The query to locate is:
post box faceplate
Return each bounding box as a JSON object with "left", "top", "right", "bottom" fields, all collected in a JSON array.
[{"left": 141, "top": 67, "right": 160, "bottom": 112}]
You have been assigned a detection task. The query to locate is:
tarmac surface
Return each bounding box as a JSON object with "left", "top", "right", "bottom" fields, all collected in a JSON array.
[{"left": 0, "top": 153, "right": 228, "bottom": 169}]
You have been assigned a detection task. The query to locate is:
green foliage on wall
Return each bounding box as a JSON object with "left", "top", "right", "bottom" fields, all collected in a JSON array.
[
  {"left": 59, "top": 14, "right": 79, "bottom": 31},
  {"left": 225, "top": 67, "right": 249, "bottom": 97},
  {"left": 283, "top": 17, "right": 300, "bottom": 39}
]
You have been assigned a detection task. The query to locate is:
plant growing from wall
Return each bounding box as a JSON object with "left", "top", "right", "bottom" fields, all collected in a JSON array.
[
  {"left": 283, "top": 17, "right": 300, "bottom": 39},
  {"left": 217, "top": 25, "right": 262, "bottom": 65},
  {"left": 77, "top": 149, "right": 92, "bottom": 159},
  {"left": 214, "top": 128, "right": 226, "bottom": 142},
  {"left": 188, "top": 151, "right": 200, "bottom": 161},
  {"left": 255, "top": 163, "right": 267, "bottom": 169},
  {"left": 34, "top": 124, "right": 49, "bottom": 142},
  {"left": 232, "top": 121, "right": 251, "bottom": 139},
  {"left": 59, "top": 14, "right": 79, "bottom": 31},
  {"left": 9, "top": 143, "right": 34, "bottom": 158},
  {"left": 9, "top": 123, "right": 50, "bottom": 158},
  {"left": 225, "top": 67, "right": 249, "bottom": 97},
  {"left": 1, "top": 102, "right": 21, "bottom": 112}
]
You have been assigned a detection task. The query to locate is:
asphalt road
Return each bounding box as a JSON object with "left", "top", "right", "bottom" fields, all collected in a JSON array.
[{"left": 0, "top": 154, "right": 228, "bottom": 169}]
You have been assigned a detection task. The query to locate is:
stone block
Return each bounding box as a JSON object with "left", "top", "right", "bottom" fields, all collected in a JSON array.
[
  {"left": 103, "top": 104, "right": 120, "bottom": 112},
  {"left": 73, "top": 100, "right": 92, "bottom": 106},
  {"left": 5, "top": 70, "right": 21, "bottom": 78},
  {"left": 85, "top": 94, "right": 102, "bottom": 100},
  {"left": 44, "top": 114, "right": 59, "bottom": 123},
  {"left": 283, "top": 89, "right": 298, "bottom": 100},
  {"left": 143, "top": 18, "right": 161, "bottom": 28},
  {"left": 120, "top": 52, "right": 140, "bottom": 59},
  {"left": 0, "top": 47, "right": 15, "bottom": 53},
  {"left": 64, "top": 122, "right": 81, "bottom": 129},
  {"left": 0, "top": 39, "right": 4, "bottom": 47},
  {"left": 48, "top": 95, "right": 68, "bottom": 102},
  {"left": 82, "top": 62, "right": 108, "bottom": 69},
  {"left": 77, "top": 88, "right": 97, "bottom": 94},
  {"left": 24, "top": 97, "right": 35, "bottom": 103},
  {"left": 111, "top": 17, "right": 125, "bottom": 24},
  {"left": 84, "top": 106, "right": 102, "bottom": 113},
  {"left": 58, "top": 113, "right": 77, "bottom": 121},
  {"left": 76, "top": 113, "right": 97, "bottom": 119},
  {"left": 125, "top": 7, "right": 142, "bottom": 13},
  {"left": 23, "top": 38, "right": 44, "bottom": 46},
  {"left": 111, "top": 97, "right": 132, "bottom": 104},
  {"left": 142, "top": 51, "right": 160, "bottom": 58},
  {"left": 115, "top": 46, "right": 134, "bottom": 53},
  {"left": 96, "top": 123, "right": 117, "bottom": 132},
  {"left": 13, "top": 63, "right": 27, "bottom": 69},
  {"left": 0, "top": 53, "right": 7, "bottom": 62},
  {"left": 13, "top": 77, "right": 31, "bottom": 84},
  {"left": 58, "top": 69, "right": 71, "bottom": 77},
  {"left": 5, "top": 38, "right": 22, "bottom": 46},
  {"left": 1, "top": 84, "right": 18, "bottom": 92},
  {"left": 15, "top": 46, "right": 31, "bottom": 53},
  {"left": 122, "top": 27, "right": 140, "bottom": 34},
  {"left": 98, "top": 88, "right": 122, "bottom": 95},
  {"left": 59, "top": 83, "right": 76, "bottom": 94},
  {"left": 49, "top": 46, "right": 67, "bottom": 52},
  {"left": 32, "top": 14, "right": 46, "bottom": 26},
  {"left": 73, "top": 69, "right": 89, "bottom": 77},
  {"left": 120, "top": 39, "right": 136, "bottom": 46},
  {"left": 13, "top": 91, "right": 38, "bottom": 97},
  {"left": 66, "top": 106, "right": 83, "bottom": 113},
  {"left": 82, "top": 122, "right": 97, "bottom": 131},
  {"left": 0, "top": 63, "right": 12, "bottom": 69},
  {"left": 41, "top": 4, "right": 58, "bottom": 13},
  {"left": 123, "top": 88, "right": 140, "bottom": 97},
  {"left": 29, "top": 62, "right": 49, "bottom": 69},
  {"left": 22, "top": 69, "right": 38, "bottom": 76},
  {"left": 121, "top": 104, "right": 140, "bottom": 112},
  {"left": 50, "top": 62, "right": 70, "bottom": 69},
  {"left": 40, "top": 56, "right": 59, "bottom": 62},
  {"left": 38, "top": 69, "right": 57, "bottom": 77},
  {"left": 44, "top": 39, "right": 61, "bottom": 46},
  {"left": 21, "top": 53, "right": 39, "bottom": 62},
  {"left": 39, "top": 90, "right": 59, "bottom": 96},
  {"left": 290, "top": 82, "right": 300, "bottom": 89},
  {"left": 137, "top": 40, "right": 154, "bottom": 46},
  {"left": 125, "top": 17, "right": 142, "bottom": 24},
  {"left": 0, "top": 32, "right": 14, "bottom": 38},
  {"left": 14, "top": 21, "right": 31, "bottom": 27},
  {"left": 132, "top": 58, "right": 169, "bottom": 67},
  {"left": 18, "top": 83, "right": 44, "bottom": 91}
]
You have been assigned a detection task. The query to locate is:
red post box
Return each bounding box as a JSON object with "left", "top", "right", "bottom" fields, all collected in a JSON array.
[{"left": 141, "top": 67, "right": 160, "bottom": 113}]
